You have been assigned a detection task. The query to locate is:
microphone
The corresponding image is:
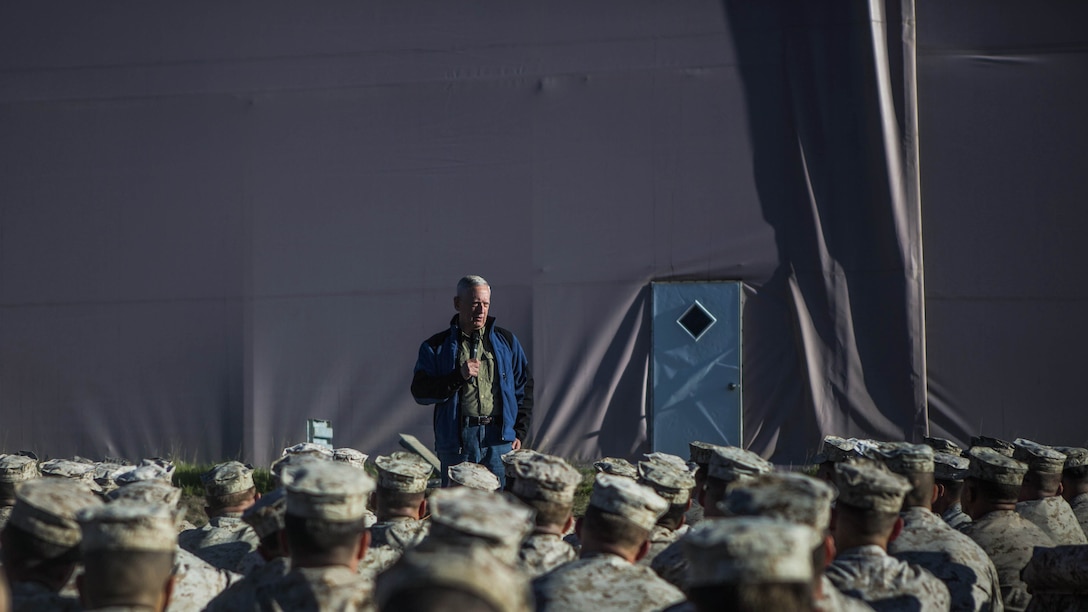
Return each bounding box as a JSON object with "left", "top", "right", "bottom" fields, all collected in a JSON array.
[{"left": 470, "top": 330, "right": 481, "bottom": 359}]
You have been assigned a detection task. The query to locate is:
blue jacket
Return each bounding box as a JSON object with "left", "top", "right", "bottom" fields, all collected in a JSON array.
[{"left": 411, "top": 316, "right": 533, "bottom": 454}]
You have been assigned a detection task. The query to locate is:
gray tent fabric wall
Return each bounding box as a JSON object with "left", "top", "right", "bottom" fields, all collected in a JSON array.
[
  {"left": 1, "top": 1, "right": 1079, "bottom": 467},
  {"left": 918, "top": 1, "right": 1088, "bottom": 448}
]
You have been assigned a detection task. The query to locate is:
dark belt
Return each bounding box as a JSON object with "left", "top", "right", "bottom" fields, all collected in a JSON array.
[{"left": 464, "top": 415, "right": 494, "bottom": 426}]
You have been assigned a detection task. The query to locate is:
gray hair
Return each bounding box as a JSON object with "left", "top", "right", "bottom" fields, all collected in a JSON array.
[{"left": 456, "top": 275, "right": 490, "bottom": 295}]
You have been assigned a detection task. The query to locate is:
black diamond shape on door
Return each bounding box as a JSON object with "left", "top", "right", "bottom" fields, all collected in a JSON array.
[{"left": 677, "top": 300, "right": 716, "bottom": 341}]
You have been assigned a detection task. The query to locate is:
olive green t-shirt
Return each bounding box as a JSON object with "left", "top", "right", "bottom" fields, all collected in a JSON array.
[{"left": 459, "top": 329, "right": 496, "bottom": 417}]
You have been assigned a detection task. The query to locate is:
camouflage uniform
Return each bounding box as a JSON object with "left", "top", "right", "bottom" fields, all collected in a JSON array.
[
  {"left": 256, "top": 460, "right": 377, "bottom": 611},
  {"left": 1015, "top": 495, "right": 1087, "bottom": 545},
  {"left": 815, "top": 575, "right": 876, "bottom": 612},
  {"left": 889, "top": 506, "right": 1003, "bottom": 611},
  {"left": 254, "top": 565, "right": 375, "bottom": 612},
  {"left": 168, "top": 547, "right": 243, "bottom": 612},
  {"left": 179, "top": 513, "right": 261, "bottom": 572},
  {"left": 649, "top": 537, "right": 688, "bottom": 590},
  {"left": 1070, "top": 492, "right": 1088, "bottom": 537},
  {"left": 235, "top": 549, "right": 268, "bottom": 577},
  {"left": 943, "top": 502, "right": 973, "bottom": 531},
  {"left": 0, "top": 505, "right": 12, "bottom": 530},
  {"left": 10, "top": 581, "right": 80, "bottom": 612},
  {"left": 204, "top": 557, "right": 291, "bottom": 612},
  {"left": 532, "top": 553, "right": 686, "bottom": 612},
  {"left": 827, "top": 460, "right": 952, "bottom": 611},
  {"left": 827, "top": 545, "right": 951, "bottom": 611},
  {"left": 1021, "top": 544, "right": 1088, "bottom": 611},
  {"left": 517, "top": 531, "right": 577, "bottom": 578},
  {"left": 638, "top": 524, "right": 681, "bottom": 567},
  {"left": 961, "top": 510, "right": 1055, "bottom": 611},
  {"left": 377, "top": 545, "right": 533, "bottom": 612},
  {"left": 357, "top": 517, "right": 429, "bottom": 576},
  {"left": 683, "top": 500, "right": 704, "bottom": 527}
]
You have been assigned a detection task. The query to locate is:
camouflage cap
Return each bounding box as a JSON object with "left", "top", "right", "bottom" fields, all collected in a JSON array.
[
  {"left": 332, "top": 448, "right": 369, "bottom": 470},
  {"left": 78, "top": 503, "right": 176, "bottom": 553},
  {"left": 201, "top": 461, "right": 255, "bottom": 497},
  {"left": 644, "top": 452, "right": 693, "bottom": 473},
  {"left": 428, "top": 487, "right": 535, "bottom": 540},
  {"left": 833, "top": 462, "right": 911, "bottom": 513},
  {"left": 1055, "top": 446, "right": 1088, "bottom": 470},
  {"left": 718, "top": 472, "right": 837, "bottom": 530},
  {"left": 689, "top": 441, "right": 719, "bottom": 466},
  {"left": 40, "top": 458, "right": 98, "bottom": 485},
  {"left": 282, "top": 442, "right": 335, "bottom": 459},
  {"left": 283, "top": 460, "right": 376, "bottom": 522},
  {"left": 1012, "top": 438, "right": 1067, "bottom": 474},
  {"left": 242, "top": 488, "right": 287, "bottom": 539},
  {"left": 707, "top": 447, "right": 773, "bottom": 483},
  {"left": 812, "top": 435, "right": 859, "bottom": 464},
  {"left": 933, "top": 452, "right": 970, "bottom": 481},
  {"left": 593, "top": 457, "right": 638, "bottom": 480},
  {"left": 8, "top": 478, "right": 103, "bottom": 548},
  {"left": 448, "top": 462, "right": 501, "bottom": 491},
  {"left": 113, "top": 459, "right": 174, "bottom": 486},
  {"left": 924, "top": 436, "right": 963, "bottom": 457},
  {"left": 0, "top": 454, "right": 40, "bottom": 484},
  {"left": 637, "top": 460, "right": 696, "bottom": 505},
  {"left": 682, "top": 517, "right": 819, "bottom": 587},
  {"left": 970, "top": 436, "right": 1015, "bottom": 457},
  {"left": 500, "top": 448, "right": 539, "bottom": 479},
  {"left": 877, "top": 442, "right": 935, "bottom": 475},
  {"left": 510, "top": 454, "right": 582, "bottom": 503},
  {"left": 107, "top": 480, "right": 182, "bottom": 509},
  {"left": 967, "top": 446, "right": 1028, "bottom": 486},
  {"left": 589, "top": 473, "right": 668, "bottom": 531},
  {"left": 374, "top": 453, "right": 433, "bottom": 493},
  {"left": 92, "top": 462, "right": 129, "bottom": 494},
  {"left": 376, "top": 546, "right": 532, "bottom": 612},
  {"left": 270, "top": 452, "right": 328, "bottom": 484},
  {"left": 427, "top": 487, "right": 535, "bottom": 562}
]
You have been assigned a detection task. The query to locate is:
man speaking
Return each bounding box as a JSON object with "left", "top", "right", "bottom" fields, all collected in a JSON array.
[{"left": 411, "top": 275, "right": 533, "bottom": 486}]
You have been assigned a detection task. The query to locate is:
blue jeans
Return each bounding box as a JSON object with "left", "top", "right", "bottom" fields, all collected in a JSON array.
[{"left": 438, "top": 423, "right": 512, "bottom": 488}]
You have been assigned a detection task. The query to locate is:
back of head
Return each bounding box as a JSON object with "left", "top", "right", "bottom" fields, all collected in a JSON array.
[
  {"left": 509, "top": 454, "right": 582, "bottom": 529},
  {"left": 376, "top": 546, "right": 531, "bottom": 612},
  {"left": 832, "top": 462, "right": 911, "bottom": 544},
  {"left": 965, "top": 446, "right": 1028, "bottom": 504},
  {"left": 282, "top": 460, "right": 376, "bottom": 565},
  {"left": 637, "top": 458, "right": 696, "bottom": 530},
  {"left": 1, "top": 478, "right": 103, "bottom": 574},
  {"left": 77, "top": 503, "right": 177, "bottom": 610},
  {"left": 0, "top": 455, "right": 41, "bottom": 505},
  {"left": 1013, "top": 438, "right": 1066, "bottom": 499},
  {"left": 1058, "top": 447, "right": 1088, "bottom": 499},
  {"left": 705, "top": 447, "right": 774, "bottom": 515},
  {"left": 375, "top": 454, "right": 432, "bottom": 519},
  {"left": 201, "top": 461, "right": 257, "bottom": 514},
  {"left": 682, "top": 517, "right": 818, "bottom": 612},
  {"left": 424, "top": 487, "right": 535, "bottom": 564},
  {"left": 582, "top": 474, "right": 667, "bottom": 554},
  {"left": 877, "top": 443, "right": 936, "bottom": 510},
  {"left": 500, "top": 449, "right": 540, "bottom": 492},
  {"left": 719, "top": 472, "right": 836, "bottom": 530}
]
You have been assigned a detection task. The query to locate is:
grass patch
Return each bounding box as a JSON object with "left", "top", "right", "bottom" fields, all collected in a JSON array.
[
  {"left": 172, "top": 461, "right": 275, "bottom": 528},
  {"left": 571, "top": 465, "right": 595, "bottom": 518}
]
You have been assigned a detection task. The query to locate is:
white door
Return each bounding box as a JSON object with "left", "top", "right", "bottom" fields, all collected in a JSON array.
[{"left": 651, "top": 281, "right": 743, "bottom": 457}]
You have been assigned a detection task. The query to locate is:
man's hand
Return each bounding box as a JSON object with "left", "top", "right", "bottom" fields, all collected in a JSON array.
[
  {"left": 512, "top": 438, "right": 522, "bottom": 450},
  {"left": 460, "top": 359, "right": 480, "bottom": 380}
]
